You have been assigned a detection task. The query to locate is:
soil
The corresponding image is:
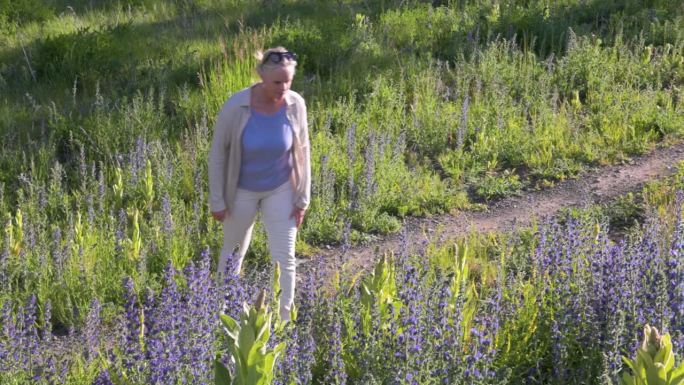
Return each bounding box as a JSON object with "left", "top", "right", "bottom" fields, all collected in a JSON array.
[{"left": 308, "top": 139, "right": 684, "bottom": 275}]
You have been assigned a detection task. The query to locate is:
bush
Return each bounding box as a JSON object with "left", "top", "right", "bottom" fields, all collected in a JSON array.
[
  {"left": 33, "top": 24, "right": 131, "bottom": 84},
  {"left": 0, "top": 0, "right": 53, "bottom": 25}
]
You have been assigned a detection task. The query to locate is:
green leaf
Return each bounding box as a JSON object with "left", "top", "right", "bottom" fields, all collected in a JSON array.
[
  {"left": 273, "top": 341, "right": 286, "bottom": 357},
  {"left": 655, "top": 335, "right": 674, "bottom": 372},
  {"left": 621, "top": 371, "right": 635, "bottom": 385},
  {"left": 246, "top": 360, "right": 266, "bottom": 385},
  {"left": 214, "top": 357, "right": 232, "bottom": 385},
  {"left": 238, "top": 326, "right": 257, "bottom": 362},
  {"left": 645, "top": 363, "right": 667, "bottom": 385},
  {"left": 255, "top": 312, "right": 272, "bottom": 343},
  {"left": 262, "top": 352, "right": 277, "bottom": 378},
  {"left": 623, "top": 356, "right": 638, "bottom": 374},
  {"left": 108, "top": 367, "right": 128, "bottom": 385},
  {"left": 229, "top": 343, "right": 246, "bottom": 378},
  {"left": 289, "top": 304, "right": 298, "bottom": 323},
  {"left": 220, "top": 314, "right": 240, "bottom": 341},
  {"left": 637, "top": 349, "right": 655, "bottom": 368},
  {"left": 247, "top": 341, "right": 268, "bottom": 367},
  {"left": 668, "top": 363, "right": 684, "bottom": 385}
]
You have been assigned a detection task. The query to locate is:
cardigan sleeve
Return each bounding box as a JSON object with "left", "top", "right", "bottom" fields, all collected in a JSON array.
[
  {"left": 295, "top": 99, "right": 311, "bottom": 210},
  {"left": 208, "top": 103, "right": 232, "bottom": 213}
]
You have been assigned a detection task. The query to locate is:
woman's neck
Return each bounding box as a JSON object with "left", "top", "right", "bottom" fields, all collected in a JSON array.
[{"left": 252, "top": 84, "right": 284, "bottom": 113}]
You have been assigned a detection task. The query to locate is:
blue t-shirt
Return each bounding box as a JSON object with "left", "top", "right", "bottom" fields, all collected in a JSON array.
[{"left": 238, "top": 106, "right": 294, "bottom": 191}]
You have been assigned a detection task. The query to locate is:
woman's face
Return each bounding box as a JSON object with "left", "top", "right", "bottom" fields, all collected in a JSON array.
[{"left": 259, "top": 66, "right": 295, "bottom": 103}]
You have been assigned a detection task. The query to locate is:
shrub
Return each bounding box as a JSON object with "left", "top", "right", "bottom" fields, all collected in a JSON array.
[
  {"left": 33, "top": 24, "right": 131, "bottom": 84},
  {"left": 0, "top": 0, "right": 53, "bottom": 25}
]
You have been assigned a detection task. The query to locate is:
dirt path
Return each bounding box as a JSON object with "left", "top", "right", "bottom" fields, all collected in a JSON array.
[{"left": 311, "top": 139, "right": 684, "bottom": 273}]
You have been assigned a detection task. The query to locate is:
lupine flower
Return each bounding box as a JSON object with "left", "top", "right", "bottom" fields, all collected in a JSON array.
[
  {"left": 0, "top": 232, "right": 7, "bottom": 281},
  {"left": 147, "top": 264, "right": 182, "bottom": 384},
  {"left": 194, "top": 169, "right": 205, "bottom": 207},
  {"left": 182, "top": 249, "right": 217, "bottom": 384},
  {"left": 161, "top": 193, "right": 173, "bottom": 235},
  {"left": 121, "top": 278, "right": 142, "bottom": 371},
  {"left": 323, "top": 301, "right": 347, "bottom": 385},
  {"left": 274, "top": 323, "right": 298, "bottom": 385},
  {"left": 0, "top": 301, "right": 15, "bottom": 372},
  {"left": 429, "top": 275, "right": 455, "bottom": 381},
  {"left": 41, "top": 354, "right": 57, "bottom": 384},
  {"left": 394, "top": 260, "right": 424, "bottom": 384},
  {"left": 457, "top": 94, "right": 469, "bottom": 150},
  {"left": 114, "top": 209, "right": 127, "bottom": 255},
  {"left": 92, "top": 368, "right": 114, "bottom": 385},
  {"left": 42, "top": 300, "right": 52, "bottom": 343},
  {"left": 21, "top": 295, "right": 39, "bottom": 370},
  {"left": 667, "top": 193, "right": 684, "bottom": 348},
  {"left": 221, "top": 252, "right": 247, "bottom": 320},
  {"left": 52, "top": 227, "right": 64, "bottom": 269},
  {"left": 341, "top": 216, "right": 353, "bottom": 254},
  {"left": 25, "top": 216, "right": 36, "bottom": 251},
  {"left": 84, "top": 298, "right": 101, "bottom": 361},
  {"left": 363, "top": 131, "right": 377, "bottom": 198},
  {"left": 97, "top": 167, "right": 106, "bottom": 215},
  {"left": 294, "top": 268, "right": 318, "bottom": 384},
  {"left": 129, "top": 138, "right": 146, "bottom": 185},
  {"left": 87, "top": 194, "right": 95, "bottom": 225},
  {"left": 346, "top": 123, "right": 357, "bottom": 164}
]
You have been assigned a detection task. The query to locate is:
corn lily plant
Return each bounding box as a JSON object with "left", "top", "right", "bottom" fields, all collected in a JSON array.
[
  {"left": 621, "top": 325, "right": 684, "bottom": 385},
  {"left": 215, "top": 290, "right": 285, "bottom": 385}
]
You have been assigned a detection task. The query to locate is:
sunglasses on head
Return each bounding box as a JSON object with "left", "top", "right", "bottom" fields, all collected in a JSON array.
[{"left": 264, "top": 51, "right": 297, "bottom": 64}]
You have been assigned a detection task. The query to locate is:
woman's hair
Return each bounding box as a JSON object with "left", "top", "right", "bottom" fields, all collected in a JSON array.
[{"left": 255, "top": 46, "right": 297, "bottom": 73}]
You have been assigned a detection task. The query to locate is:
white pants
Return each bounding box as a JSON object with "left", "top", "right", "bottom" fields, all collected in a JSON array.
[{"left": 218, "top": 181, "right": 297, "bottom": 320}]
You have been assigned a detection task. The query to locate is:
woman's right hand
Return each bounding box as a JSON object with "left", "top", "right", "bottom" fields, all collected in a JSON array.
[{"left": 211, "top": 209, "right": 229, "bottom": 222}]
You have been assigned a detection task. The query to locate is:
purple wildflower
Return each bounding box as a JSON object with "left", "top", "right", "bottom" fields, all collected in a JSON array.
[
  {"left": 147, "top": 264, "right": 182, "bottom": 385},
  {"left": 0, "top": 301, "right": 15, "bottom": 372},
  {"left": 221, "top": 252, "right": 247, "bottom": 320},
  {"left": 52, "top": 227, "right": 64, "bottom": 269},
  {"left": 92, "top": 368, "right": 114, "bottom": 385},
  {"left": 84, "top": 298, "right": 101, "bottom": 361},
  {"left": 457, "top": 94, "right": 469, "bottom": 150},
  {"left": 181, "top": 249, "right": 217, "bottom": 384},
  {"left": 323, "top": 301, "right": 346, "bottom": 385},
  {"left": 42, "top": 300, "right": 52, "bottom": 342},
  {"left": 667, "top": 193, "right": 684, "bottom": 348},
  {"left": 21, "top": 295, "right": 39, "bottom": 370},
  {"left": 161, "top": 193, "right": 174, "bottom": 235},
  {"left": 394, "top": 260, "right": 425, "bottom": 384},
  {"left": 121, "top": 278, "right": 142, "bottom": 370},
  {"left": 294, "top": 269, "right": 317, "bottom": 384}
]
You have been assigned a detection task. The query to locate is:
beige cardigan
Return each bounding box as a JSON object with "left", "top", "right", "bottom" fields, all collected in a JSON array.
[{"left": 208, "top": 85, "right": 311, "bottom": 213}]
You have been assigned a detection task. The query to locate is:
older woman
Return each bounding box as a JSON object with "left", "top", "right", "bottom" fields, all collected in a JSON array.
[{"left": 208, "top": 47, "right": 310, "bottom": 320}]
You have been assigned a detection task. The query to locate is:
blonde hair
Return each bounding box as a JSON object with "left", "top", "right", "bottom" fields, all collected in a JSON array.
[{"left": 255, "top": 46, "right": 297, "bottom": 73}]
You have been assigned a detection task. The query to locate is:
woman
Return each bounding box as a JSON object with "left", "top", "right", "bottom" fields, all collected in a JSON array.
[{"left": 208, "top": 47, "right": 310, "bottom": 320}]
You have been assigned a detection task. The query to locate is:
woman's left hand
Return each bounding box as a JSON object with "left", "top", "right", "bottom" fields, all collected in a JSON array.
[{"left": 290, "top": 206, "right": 306, "bottom": 229}]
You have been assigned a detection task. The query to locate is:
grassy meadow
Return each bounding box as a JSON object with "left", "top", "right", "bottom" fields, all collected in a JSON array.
[{"left": 1, "top": 0, "right": 684, "bottom": 383}]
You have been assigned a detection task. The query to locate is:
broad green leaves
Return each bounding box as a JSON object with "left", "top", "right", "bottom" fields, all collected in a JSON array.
[
  {"left": 215, "top": 291, "right": 286, "bottom": 385},
  {"left": 621, "top": 325, "right": 684, "bottom": 385}
]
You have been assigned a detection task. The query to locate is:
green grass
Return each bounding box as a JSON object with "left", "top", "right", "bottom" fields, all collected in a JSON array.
[{"left": 0, "top": 0, "right": 683, "bottom": 328}]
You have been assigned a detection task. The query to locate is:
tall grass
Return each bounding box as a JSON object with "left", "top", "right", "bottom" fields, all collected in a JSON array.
[
  {"left": 0, "top": 0, "right": 682, "bottom": 333},
  {"left": 2, "top": 168, "right": 684, "bottom": 384}
]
